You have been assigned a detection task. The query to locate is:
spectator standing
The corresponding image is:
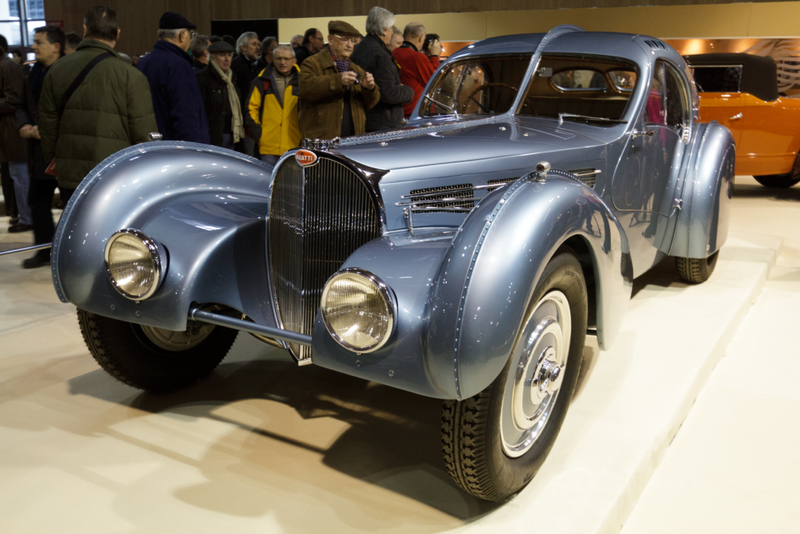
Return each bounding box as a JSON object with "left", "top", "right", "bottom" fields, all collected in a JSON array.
[
  {"left": 245, "top": 45, "right": 301, "bottom": 167},
  {"left": 388, "top": 27, "right": 403, "bottom": 51},
  {"left": 137, "top": 12, "right": 209, "bottom": 144},
  {"left": 64, "top": 32, "right": 82, "bottom": 54},
  {"left": 350, "top": 7, "right": 413, "bottom": 132},
  {"left": 16, "top": 25, "right": 64, "bottom": 267},
  {"left": 231, "top": 31, "right": 260, "bottom": 155},
  {"left": 0, "top": 34, "right": 32, "bottom": 233},
  {"left": 293, "top": 28, "right": 323, "bottom": 66},
  {"left": 254, "top": 36, "right": 277, "bottom": 73},
  {"left": 190, "top": 34, "right": 211, "bottom": 72},
  {"left": 197, "top": 41, "right": 244, "bottom": 150},
  {"left": 290, "top": 35, "right": 303, "bottom": 48},
  {"left": 393, "top": 23, "right": 441, "bottom": 118},
  {"left": 39, "top": 6, "right": 157, "bottom": 206},
  {"left": 298, "top": 21, "right": 379, "bottom": 140}
]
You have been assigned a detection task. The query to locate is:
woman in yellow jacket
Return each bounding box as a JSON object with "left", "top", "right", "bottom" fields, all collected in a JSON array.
[{"left": 244, "top": 45, "right": 301, "bottom": 167}]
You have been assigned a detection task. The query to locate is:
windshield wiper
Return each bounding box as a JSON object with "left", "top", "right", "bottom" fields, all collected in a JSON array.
[
  {"left": 424, "top": 94, "right": 460, "bottom": 120},
  {"left": 558, "top": 113, "right": 627, "bottom": 125}
]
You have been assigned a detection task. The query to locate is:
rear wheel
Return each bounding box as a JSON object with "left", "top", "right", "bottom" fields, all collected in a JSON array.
[
  {"left": 77, "top": 309, "right": 238, "bottom": 393},
  {"left": 675, "top": 251, "right": 719, "bottom": 284},
  {"left": 753, "top": 174, "right": 800, "bottom": 188},
  {"left": 441, "top": 248, "right": 587, "bottom": 501}
]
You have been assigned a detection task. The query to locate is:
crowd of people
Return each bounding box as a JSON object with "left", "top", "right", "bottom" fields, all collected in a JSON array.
[{"left": 0, "top": 5, "right": 444, "bottom": 269}]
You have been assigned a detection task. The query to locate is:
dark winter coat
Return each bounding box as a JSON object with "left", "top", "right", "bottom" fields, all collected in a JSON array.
[
  {"left": 298, "top": 47, "right": 381, "bottom": 140},
  {"left": 137, "top": 40, "right": 209, "bottom": 143},
  {"left": 15, "top": 61, "right": 51, "bottom": 178},
  {"left": 197, "top": 65, "right": 239, "bottom": 148},
  {"left": 39, "top": 40, "right": 158, "bottom": 190},
  {"left": 230, "top": 54, "right": 258, "bottom": 113},
  {"left": 350, "top": 34, "right": 414, "bottom": 132},
  {"left": 0, "top": 54, "right": 27, "bottom": 162}
]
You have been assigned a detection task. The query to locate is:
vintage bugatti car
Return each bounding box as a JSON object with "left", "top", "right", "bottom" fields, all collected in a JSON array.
[
  {"left": 688, "top": 52, "right": 800, "bottom": 188},
  {"left": 52, "top": 26, "right": 734, "bottom": 502}
]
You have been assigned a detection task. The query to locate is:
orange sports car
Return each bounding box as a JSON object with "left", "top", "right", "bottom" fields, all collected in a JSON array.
[{"left": 687, "top": 53, "right": 800, "bottom": 188}]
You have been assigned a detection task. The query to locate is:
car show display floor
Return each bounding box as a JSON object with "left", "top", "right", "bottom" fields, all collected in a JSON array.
[{"left": 1, "top": 175, "right": 798, "bottom": 533}]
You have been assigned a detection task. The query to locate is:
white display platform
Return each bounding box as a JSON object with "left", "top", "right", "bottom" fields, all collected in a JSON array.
[{"left": 0, "top": 230, "right": 779, "bottom": 533}]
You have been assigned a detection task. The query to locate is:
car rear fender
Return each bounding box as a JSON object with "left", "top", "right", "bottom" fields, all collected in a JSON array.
[
  {"left": 51, "top": 142, "right": 278, "bottom": 331},
  {"left": 667, "top": 122, "right": 736, "bottom": 259},
  {"left": 426, "top": 171, "right": 632, "bottom": 400}
]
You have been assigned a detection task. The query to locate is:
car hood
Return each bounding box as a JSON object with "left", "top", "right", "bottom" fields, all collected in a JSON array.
[{"left": 336, "top": 117, "right": 616, "bottom": 173}]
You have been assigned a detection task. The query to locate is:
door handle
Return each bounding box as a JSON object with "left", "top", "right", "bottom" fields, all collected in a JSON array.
[
  {"left": 730, "top": 112, "right": 743, "bottom": 121},
  {"left": 631, "top": 129, "right": 654, "bottom": 139}
]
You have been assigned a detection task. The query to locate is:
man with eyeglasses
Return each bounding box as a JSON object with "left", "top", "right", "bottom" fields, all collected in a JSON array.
[
  {"left": 137, "top": 12, "right": 209, "bottom": 143},
  {"left": 245, "top": 45, "right": 301, "bottom": 168},
  {"left": 298, "top": 21, "right": 379, "bottom": 140},
  {"left": 294, "top": 28, "right": 324, "bottom": 66}
]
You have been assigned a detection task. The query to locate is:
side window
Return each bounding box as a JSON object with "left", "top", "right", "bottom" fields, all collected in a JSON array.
[
  {"left": 664, "top": 63, "right": 689, "bottom": 129},
  {"left": 646, "top": 63, "right": 665, "bottom": 125},
  {"left": 645, "top": 60, "right": 689, "bottom": 130}
]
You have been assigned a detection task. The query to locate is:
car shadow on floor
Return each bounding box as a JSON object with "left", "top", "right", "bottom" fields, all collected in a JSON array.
[{"left": 68, "top": 336, "right": 503, "bottom": 521}]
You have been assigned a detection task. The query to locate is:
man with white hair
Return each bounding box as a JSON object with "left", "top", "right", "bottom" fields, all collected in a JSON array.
[
  {"left": 350, "top": 6, "right": 413, "bottom": 132},
  {"left": 393, "top": 22, "right": 442, "bottom": 118},
  {"left": 231, "top": 31, "right": 261, "bottom": 154}
]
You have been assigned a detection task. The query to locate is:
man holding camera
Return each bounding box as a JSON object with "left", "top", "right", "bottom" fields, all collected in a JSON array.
[{"left": 298, "top": 21, "right": 379, "bottom": 141}]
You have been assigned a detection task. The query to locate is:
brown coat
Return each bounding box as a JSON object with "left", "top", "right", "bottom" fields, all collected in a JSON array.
[
  {"left": 0, "top": 55, "right": 27, "bottom": 163},
  {"left": 298, "top": 48, "right": 380, "bottom": 140}
]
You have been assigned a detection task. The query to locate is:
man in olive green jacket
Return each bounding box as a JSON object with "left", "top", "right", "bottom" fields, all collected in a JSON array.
[
  {"left": 298, "top": 20, "right": 379, "bottom": 140},
  {"left": 39, "top": 6, "right": 157, "bottom": 199}
]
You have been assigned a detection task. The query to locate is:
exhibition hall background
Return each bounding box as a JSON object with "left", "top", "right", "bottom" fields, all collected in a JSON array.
[{"left": 41, "top": 0, "right": 800, "bottom": 59}]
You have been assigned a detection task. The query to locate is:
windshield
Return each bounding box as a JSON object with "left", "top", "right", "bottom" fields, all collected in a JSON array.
[
  {"left": 517, "top": 54, "right": 638, "bottom": 123},
  {"left": 420, "top": 55, "right": 531, "bottom": 118}
]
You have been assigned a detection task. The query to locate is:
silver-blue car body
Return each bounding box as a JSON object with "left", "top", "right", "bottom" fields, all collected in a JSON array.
[{"left": 52, "top": 26, "right": 734, "bottom": 501}]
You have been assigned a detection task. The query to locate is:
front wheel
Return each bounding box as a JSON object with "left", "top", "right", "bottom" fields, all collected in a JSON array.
[
  {"left": 753, "top": 173, "right": 800, "bottom": 188},
  {"left": 441, "top": 248, "right": 588, "bottom": 501},
  {"left": 675, "top": 251, "right": 719, "bottom": 284},
  {"left": 77, "top": 309, "right": 238, "bottom": 393}
]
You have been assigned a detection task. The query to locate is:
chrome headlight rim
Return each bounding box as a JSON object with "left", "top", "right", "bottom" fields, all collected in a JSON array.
[
  {"left": 104, "top": 228, "right": 165, "bottom": 301},
  {"left": 321, "top": 267, "right": 397, "bottom": 354}
]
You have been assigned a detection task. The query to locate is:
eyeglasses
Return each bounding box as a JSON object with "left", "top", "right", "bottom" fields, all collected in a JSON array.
[
  {"left": 332, "top": 35, "right": 358, "bottom": 45},
  {"left": 274, "top": 56, "right": 294, "bottom": 62}
]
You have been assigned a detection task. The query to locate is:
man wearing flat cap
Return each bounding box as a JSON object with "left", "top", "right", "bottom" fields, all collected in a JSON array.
[
  {"left": 298, "top": 21, "right": 380, "bottom": 140},
  {"left": 137, "top": 11, "right": 209, "bottom": 143},
  {"left": 197, "top": 41, "right": 244, "bottom": 150}
]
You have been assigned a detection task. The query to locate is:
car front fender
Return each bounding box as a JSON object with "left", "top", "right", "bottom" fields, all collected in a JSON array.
[
  {"left": 52, "top": 142, "right": 278, "bottom": 331},
  {"left": 426, "top": 173, "right": 632, "bottom": 400}
]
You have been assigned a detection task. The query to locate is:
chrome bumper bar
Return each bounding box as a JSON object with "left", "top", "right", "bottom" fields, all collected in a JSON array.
[
  {"left": 188, "top": 308, "right": 313, "bottom": 347},
  {"left": 0, "top": 243, "right": 52, "bottom": 257}
]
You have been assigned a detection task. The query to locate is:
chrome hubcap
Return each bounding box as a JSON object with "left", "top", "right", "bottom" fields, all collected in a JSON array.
[
  {"left": 140, "top": 322, "right": 215, "bottom": 351},
  {"left": 501, "top": 290, "right": 570, "bottom": 458}
]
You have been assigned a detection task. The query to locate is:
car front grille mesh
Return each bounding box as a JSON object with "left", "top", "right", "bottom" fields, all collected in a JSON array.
[{"left": 269, "top": 157, "right": 381, "bottom": 362}]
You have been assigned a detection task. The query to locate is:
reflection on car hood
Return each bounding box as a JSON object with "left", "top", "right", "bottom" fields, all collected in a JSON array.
[{"left": 337, "top": 118, "right": 611, "bottom": 172}]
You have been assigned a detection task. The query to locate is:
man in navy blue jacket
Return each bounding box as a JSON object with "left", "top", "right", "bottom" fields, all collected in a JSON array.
[{"left": 137, "top": 12, "right": 209, "bottom": 144}]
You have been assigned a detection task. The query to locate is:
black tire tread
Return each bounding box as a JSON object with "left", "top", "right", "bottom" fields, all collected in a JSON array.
[{"left": 77, "top": 309, "right": 237, "bottom": 393}]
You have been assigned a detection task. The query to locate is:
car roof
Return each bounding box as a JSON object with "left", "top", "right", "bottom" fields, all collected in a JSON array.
[
  {"left": 449, "top": 30, "right": 677, "bottom": 67},
  {"left": 685, "top": 53, "right": 779, "bottom": 101}
]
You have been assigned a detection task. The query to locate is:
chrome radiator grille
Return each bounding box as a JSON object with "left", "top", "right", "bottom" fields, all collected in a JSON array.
[{"left": 269, "top": 157, "right": 382, "bottom": 361}]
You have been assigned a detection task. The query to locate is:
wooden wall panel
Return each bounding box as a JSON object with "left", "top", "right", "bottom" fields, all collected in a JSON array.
[{"left": 43, "top": 0, "right": 800, "bottom": 57}]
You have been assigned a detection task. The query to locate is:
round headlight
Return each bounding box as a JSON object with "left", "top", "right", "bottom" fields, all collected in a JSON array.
[
  {"left": 321, "top": 269, "right": 396, "bottom": 353},
  {"left": 104, "top": 229, "right": 164, "bottom": 300}
]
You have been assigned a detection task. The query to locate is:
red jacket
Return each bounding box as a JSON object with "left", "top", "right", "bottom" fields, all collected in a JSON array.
[{"left": 392, "top": 44, "right": 440, "bottom": 118}]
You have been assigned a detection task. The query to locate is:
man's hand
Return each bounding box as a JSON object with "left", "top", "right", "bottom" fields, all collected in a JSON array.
[
  {"left": 341, "top": 71, "right": 359, "bottom": 87},
  {"left": 18, "top": 124, "right": 33, "bottom": 138},
  {"left": 362, "top": 72, "right": 375, "bottom": 90}
]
